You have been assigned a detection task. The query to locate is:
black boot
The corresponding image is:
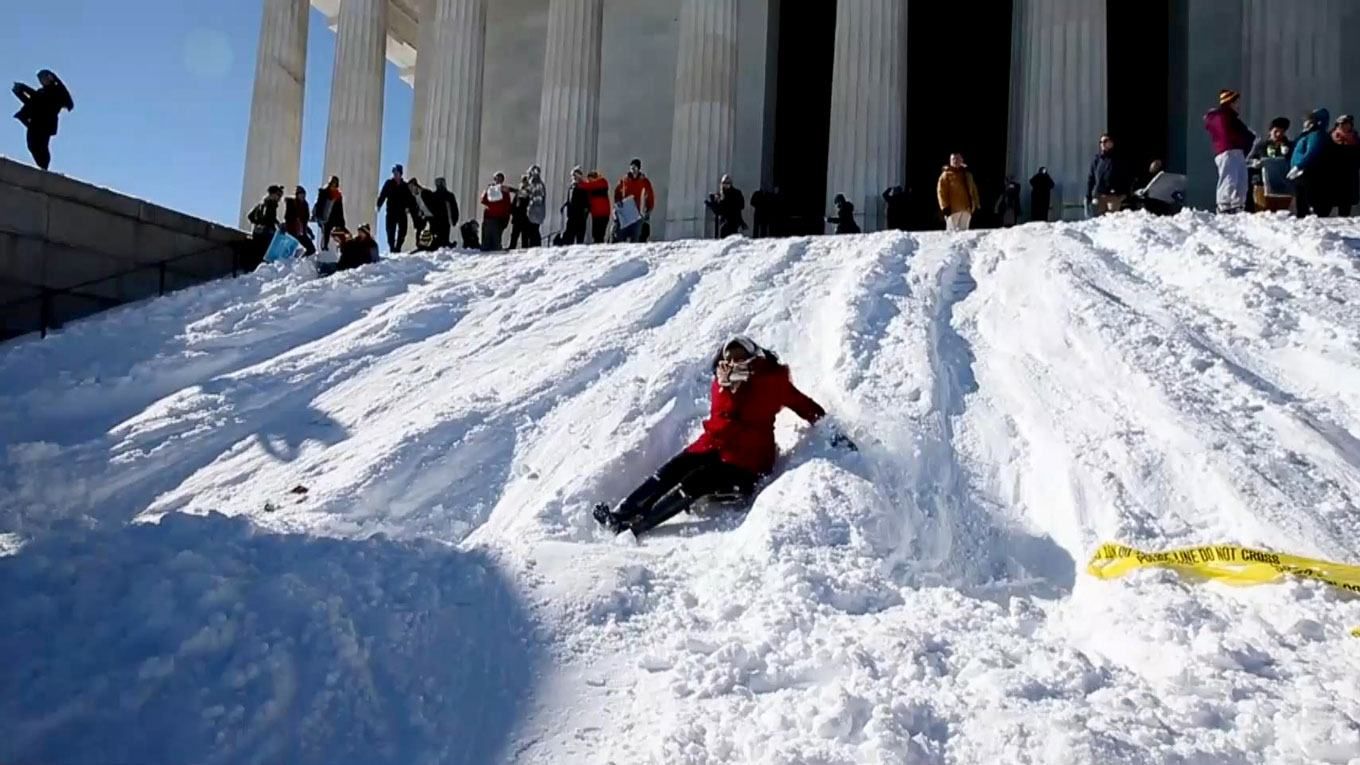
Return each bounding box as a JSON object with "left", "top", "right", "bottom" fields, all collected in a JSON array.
[
  {"left": 593, "top": 503, "right": 627, "bottom": 534},
  {"left": 627, "top": 487, "right": 696, "bottom": 536}
]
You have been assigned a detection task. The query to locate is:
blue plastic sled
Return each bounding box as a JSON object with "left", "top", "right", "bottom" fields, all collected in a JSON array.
[{"left": 263, "top": 229, "right": 302, "bottom": 264}]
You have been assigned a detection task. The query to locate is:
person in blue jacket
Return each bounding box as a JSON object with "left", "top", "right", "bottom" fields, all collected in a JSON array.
[{"left": 1289, "top": 108, "right": 1334, "bottom": 218}]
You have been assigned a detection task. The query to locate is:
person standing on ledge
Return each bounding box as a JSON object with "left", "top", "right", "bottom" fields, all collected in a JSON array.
[
  {"left": 376, "top": 164, "right": 416, "bottom": 252},
  {"left": 11, "top": 69, "right": 74, "bottom": 171}
]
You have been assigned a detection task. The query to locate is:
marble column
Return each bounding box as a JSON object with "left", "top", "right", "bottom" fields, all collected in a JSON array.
[
  {"left": 407, "top": 0, "right": 432, "bottom": 183},
  {"left": 536, "top": 0, "right": 603, "bottom": 235},
  {"left": 1240, "top": 0, "right": 1346, "bottom": 133},
  {"left": 323, "top": 0, "right": 388, "bottom": 226},
  {"left": 1008, "top": 0, "right": 1107, "bottom": 220},
  {"left": 412, "top": 0, "right": 487, "bottom": 213},
  {"left": 665, "top": 0, "right": 740, "bottom": 240},
  {"left": 824, "top": 0, "right": 907, "bottom": 233},
  {"left": 238, "top": 0, "right": 310, "bottom": 229}
]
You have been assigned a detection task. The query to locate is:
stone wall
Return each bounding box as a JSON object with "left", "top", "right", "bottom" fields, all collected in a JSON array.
[{"left": 0, "top": 158, "right": 250, "bottom": 341}]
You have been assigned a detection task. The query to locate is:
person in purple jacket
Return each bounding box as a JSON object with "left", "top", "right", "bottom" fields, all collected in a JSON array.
[{"left": 1204, "top": 89, "right": 1256, "bottom": 213}]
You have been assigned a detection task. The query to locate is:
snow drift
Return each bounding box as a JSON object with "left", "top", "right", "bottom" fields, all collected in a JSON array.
[{"left": 2, "top": 212, "right": 1359, "bottom": 764}]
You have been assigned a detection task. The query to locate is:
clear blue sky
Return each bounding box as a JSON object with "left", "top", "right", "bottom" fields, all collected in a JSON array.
[{"left": 2, "top": 0, "right": 412, "bottom": 227}]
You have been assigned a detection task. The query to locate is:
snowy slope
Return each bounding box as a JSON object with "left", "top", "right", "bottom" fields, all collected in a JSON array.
[{"left": 3, "top": 213, "right": 1360, "bottom": 764}]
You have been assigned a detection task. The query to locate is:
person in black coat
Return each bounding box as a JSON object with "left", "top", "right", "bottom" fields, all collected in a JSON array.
[
  {"left": 882, "top": 186, "right": 910, "bottom": 231},
  {"left": 1087, "top": 134, "right": 1134, "bottom": 215},
  {"left": 12, "top": 69, "right": 73, "bottom": 171},
  {"left": 376, "top": 164, "right": 416, "bottom": 252},
  {"left": 337, "top": 224, "right": 379, "bottom": 271},
  {"left": 424, "top": 177, "right": 459, "bottom": 249},
  {"left": 283, "top": 186, "right": 316, "bottom": 256},
  {"left": 705, "top": 174, "right": 746, "bottom": 238},
  {"left": 827, "top": 193, "right": 861, "bottom": 234},
  {"left": 1029, "top": 167, "right": 1054, "bottom": 222},
  {"left": 561, "top": 166, "right": 591, "bottom": 245}
]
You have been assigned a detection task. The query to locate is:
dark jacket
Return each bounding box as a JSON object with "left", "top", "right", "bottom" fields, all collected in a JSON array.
[
  {"left": 1331, "top": 127, "right": 1360, "bottom": 205},
  {"left": 283, "top": 197, "right": 310, "bottom": 237},
  {"left": 564, "top": 182, "right": 591, "bottom": 222},
  {"left": 376, "top": 178, "right": 415, "bottom": 218},
  {"left": 313, "top": 187, "right": 345, "bottom": 228},
  {"left": 828, "top": 200, "right": 860, "bottom": 234},
  {"left": 338, "top": 236, "right": 378, "bottom": 271},
  {"left": 687, "top": 353, "right": 824, "bottom": 475},
  {"left": 247, "top": 197, "right": 281, "bottom": 237},
  {"left": 430, "top": 186, "right": 459, "bottom": 226},
  {"left": 1087, "top": 150, "right": 1133, "bottom": 198},
  {"left": 882, "top": 186, "right": 909, "bottom": 230},
  {"left": 12, "top": 77, "right": 74, "bottom": 137},
  {"left": 706, "top": 187, "right": 746, "bottom": 234}
]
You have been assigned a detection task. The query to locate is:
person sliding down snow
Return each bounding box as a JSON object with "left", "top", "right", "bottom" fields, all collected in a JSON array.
[{"left": 594, "top": 336, "right": 853, "bottom": 536}]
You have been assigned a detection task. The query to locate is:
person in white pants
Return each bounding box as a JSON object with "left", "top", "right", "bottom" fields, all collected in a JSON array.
[
  {"left": 937, "top": 153, "right": 980, "bottom": 232},
  {"left": 1204, "top": 89, "right": 1256, "bottom": 213}
]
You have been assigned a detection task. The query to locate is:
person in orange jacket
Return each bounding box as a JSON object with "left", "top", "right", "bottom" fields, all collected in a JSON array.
[
  {"left": 937, "top": 153, "right": 980, "bottom": 232},
  {"left": 613, "top": 158, "right": 656, "bottom": 242},
  {"left": 581, "top": 170, "right": 612, "bottom": 243}
]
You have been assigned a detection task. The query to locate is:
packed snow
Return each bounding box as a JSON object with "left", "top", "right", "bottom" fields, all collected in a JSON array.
[{"left": 2, "top": 212, "right": 1359, "bottom": 764}]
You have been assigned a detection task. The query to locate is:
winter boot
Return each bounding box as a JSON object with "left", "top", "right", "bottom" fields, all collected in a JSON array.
[
  {"left": 593, "top": 503, "right": 627, "bottom": 534},
  {"left": 627, "top": 487, "right": 696, "bottom": 536}
]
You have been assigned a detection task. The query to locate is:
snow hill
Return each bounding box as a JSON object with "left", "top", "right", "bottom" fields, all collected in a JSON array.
[{"left": 3, "top": 213, "right": 1360, "bottom": 764}]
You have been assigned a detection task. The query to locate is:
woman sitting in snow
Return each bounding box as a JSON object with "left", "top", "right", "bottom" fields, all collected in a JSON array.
[{"left": 595, "top": 336, "right": 853, "bottom": 536}]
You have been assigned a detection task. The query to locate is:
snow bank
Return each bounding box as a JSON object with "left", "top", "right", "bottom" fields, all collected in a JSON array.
[{"left": 2, "top": 214, "right": 1359, "bottom": 763}]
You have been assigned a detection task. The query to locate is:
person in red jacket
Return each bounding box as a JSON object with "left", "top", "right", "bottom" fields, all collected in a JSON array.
[
  {"left": 613, "top": 158, "right": 656, "bottom": 242},
  {"left": 480, "top": 172, "right": 514, "bottom": 251},
  {"left": 594, "top": 336, "right": 854, "bottom": 536},
  {"left": 581, "top": 170, "right": 612, "bottom": 243}
]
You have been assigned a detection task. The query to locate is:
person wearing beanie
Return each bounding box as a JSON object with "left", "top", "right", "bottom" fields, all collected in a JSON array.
[
  {"left": 705, "top": 174, "right": 747, "bottom": 238},
  {"left": 937, "top": 153, "right": 980, "bottom": 231},
  {"left": 1289, "top": 108, "right": 1335, "bottom": 218},
  {"left": 376, "top": 164, "right": 416, "bottom": 252},
  {"left": 1247, "top": 117, "right": 1294, "bottom": 212},
  {"left": 613, "top": 158, "right": 656, "bottom": 243},
  {"left": 1204, "top": 89, "right": 1255, "bottom": 213},
  {"left": 826, "top": 193, "right": 861, "bottom": 234},
  {"left": 428, "top": 177, "right": 460, "bottom": 249},
  {"left": 1330, "top": 114, "right": 1359, "bottom": 216},
  {"left": 246, "top": 185, "right": 285, "bottom": 268}
]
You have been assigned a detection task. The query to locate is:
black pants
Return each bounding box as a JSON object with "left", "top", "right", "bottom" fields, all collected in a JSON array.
[
  {"left": 509, "top": 220, "right": 530, "bottom": 249},
  {"left": 1294, "top": 176, "right": 1331, "bottom": 218},
  {"left": 386, "top": 214, "right": 408, "bottom": 252},
  {"left": 591, "top": 216, "right": 609, "bottom": 244},
  {"left": 1337, "top": 204, "right": 1354, "bottom": 217},
  {"left": 430, "top": 218, "right": 451, "bottom": 249},
  {"left": 718, "top": 220, "right": 742, "bottom": 238},
  {"left": 612, "top": 451, "right": 758, "bottom": 534},
  {"left": 523, "top": 223, "right": 542, "bottom": 248},
  {"left": 564, "top": 216, "right": 587, "bottom": 245},
  {"left": 27, "top": 129, "right": 51, "bottom": 170}
]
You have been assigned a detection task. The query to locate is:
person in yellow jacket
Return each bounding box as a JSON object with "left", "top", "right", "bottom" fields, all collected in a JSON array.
[{"left": 937, "top": 153, "right": 981, "bottom": 231}]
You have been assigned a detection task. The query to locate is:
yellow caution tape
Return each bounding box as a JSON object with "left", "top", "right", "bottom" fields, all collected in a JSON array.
[{"left": 1087, "top": 542, "right": 1360, "bottom": 636}]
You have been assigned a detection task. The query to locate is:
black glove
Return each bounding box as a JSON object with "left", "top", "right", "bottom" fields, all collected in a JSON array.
[{"left": 830, "top": 431, "right": 858, "bottom": 452}]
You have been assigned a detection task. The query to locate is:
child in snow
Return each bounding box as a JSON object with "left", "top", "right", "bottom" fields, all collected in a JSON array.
[{"left": 594, "top": 336, "right": 854, "bottom": 536}]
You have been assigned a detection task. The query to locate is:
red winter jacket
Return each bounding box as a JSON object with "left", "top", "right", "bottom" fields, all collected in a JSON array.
[
  {"left": 1204, "top": 106, "right": 1255, "bottom": 156},
  {"left": 687, "top": 356, "right": 825, "bottom": 474},
  {"left": 581, "top": 176, "right": 612, "bottom": 218},
  {"left": 481, "top": 185, "right": 513, "bottom": 221}
]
